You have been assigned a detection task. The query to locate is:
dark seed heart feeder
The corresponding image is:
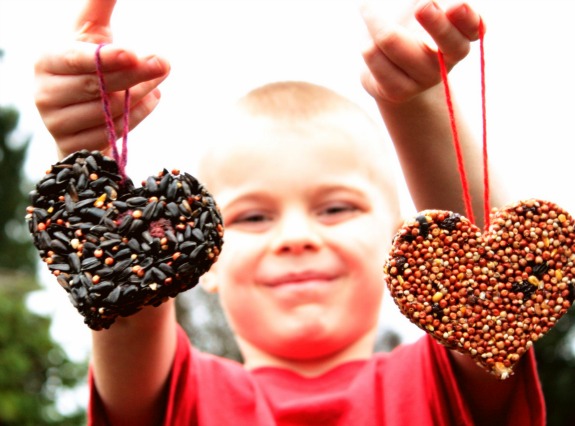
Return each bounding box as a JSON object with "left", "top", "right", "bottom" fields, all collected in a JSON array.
[
  {"left": 27, "top": 150, "right": 223, "bottom": 330},
  {"left": 26, "top": 45, "right": 224, "bottom": 330}
]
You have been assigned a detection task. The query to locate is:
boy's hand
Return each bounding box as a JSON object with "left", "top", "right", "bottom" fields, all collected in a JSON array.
[
  {"left": 360, "top": 1, "right": 482, "bottom": 104},
  {"left": 34, "top": 0, "right": 170, "bottom": 159}
]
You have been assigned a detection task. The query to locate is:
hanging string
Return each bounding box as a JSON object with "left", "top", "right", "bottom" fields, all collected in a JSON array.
[
  {"left": 479, "top": 20, "right": 489, "bottom": 229},
  {"left": 95, "top": 44, "right": 130, "bottom": 181},
  {"left": 437, "top": 19, "right": 488, "bottom": 230},
  {"left": 437, "top": 51, "right": 475, "bottom": 225}
]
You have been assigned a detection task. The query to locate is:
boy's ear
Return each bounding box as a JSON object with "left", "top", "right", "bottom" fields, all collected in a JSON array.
[{"left": 199, "top": 270, "right": 219, "bottom": 293}]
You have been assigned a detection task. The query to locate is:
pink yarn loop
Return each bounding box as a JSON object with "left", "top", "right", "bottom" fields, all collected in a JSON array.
[{"left": 95, "top": 44, "right": 130, "bottom": 181}]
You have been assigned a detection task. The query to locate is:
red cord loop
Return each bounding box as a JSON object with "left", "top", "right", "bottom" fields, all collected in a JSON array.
[{"left": 437, "top": 20, "right": 488, "bottom": 229}]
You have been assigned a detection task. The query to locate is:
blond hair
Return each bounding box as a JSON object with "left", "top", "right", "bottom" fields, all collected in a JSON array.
[
  {"left": 198, "top": 81, "right": 401, "bottom": 223},
  {"left": 237, "top": 81, "right": 361, "bottom": 119}
]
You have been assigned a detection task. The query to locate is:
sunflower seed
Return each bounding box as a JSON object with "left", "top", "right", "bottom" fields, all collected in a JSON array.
[
  {"left": 114, "top": 248, "right": 132, "bottom": 260},
  {"left": 39, "top": 178, "right": 57, "bottom": 193},
  {"left": 179, "top": 199, "right": 192, "bottom": 215},
  {"left": 68, "top": 253, "right": 81, "bottom": 273},
  {"left": 78, "top": 189, "right": 96, "bottom": 198},
  {"left": 84, "top": 207, "right": 106, "bottom": 220},
  {"left": 159, "top": 172, "right": 171, "bottom": 193},
  {"left": 56, "top": 167, "right": 72, "bottom": 184},
  {"left": 53, "top": 231, "right": 70, "bottom": 244},
  {"left": 146, "top": 176, "right": 159, "bottom": 193},
  {"left": 112, "top": 258, "right": 133, "bottom": 274},
  {"left": 126, "top": 196, "right": 147, "bottom": 207},
  {"left": 38, "top": 231, "right": 52, "bottom": 250},
  {"left": 198, "top": 210, "right": 209, "bottom": 229},
  {"left": 90, "top": 281, "right": 114, "bottom": 293},
  {"left": 166, "top": 180, "right": 178, "bottom": 200},
  {"left": 128, "top": 219, "right": 145, "bottom": 234},
  {"left": 127, "top": 238, "right": 141, "bottom": 252},
  {"left": 73, "top": 285, "right": 88, "bottom": 301},
  {"left": 139, "top": 257, "right": 154, "bottom": 269},
  {"left": 118, "top": 214, "right": 133, "bottom": 234},
  {"left": 90, "top": 225, "right": 108, "bottom": 235},
  {"left": 192, "top": 228, "right": 205, "bottom": 242},
  {"left": 141, "top": 231, "right": 154, "bottom": 245},
  {"left": 100, "top": 239, "right": 121, "bottom": 250},
  {"left": 142, "top": 200, "right": 158, "bottom": 221},
  {"left": 152, "top": 267, "right": 167, "bottom": 282},
  {"left": 190, "top": 243, "right": 207, "bottom": 259},
  {"left": 180, "top": 241, "right": 196, "bottom": 253},
  {"left": 177, "top": 263, "right": 193, "bottom": 275},
  {"left": 96, "top": 266, "right": 114, "bottom": 278},
  {"left": 64, "top": 193, "right": 76, "bottom": 212},
  {"left": 157, "top": 263, "right": 174, "bottom": 276},
  {"left": 50, "top": 239, "right": 69, "bottom": 254},
  {"left": 165, "top": 202, "right": 180, "bottom": 218},
  {"left": 76, "top": 173, "right": 88, "bottom": 191},
  {"left": 57, "top": 275, "right": 70, "bottom": 290},
  {"left": 48, "top": 263, "right": 70, "bottom": 272},
  {"left": 104, "top": 286, "right": 122, "bottom": 305},
  {"left": 81, "top": 257, "right": 100, "bottom": 271},
  {"left": 112, "top": 200, "right": 128, "bottom": 210}
]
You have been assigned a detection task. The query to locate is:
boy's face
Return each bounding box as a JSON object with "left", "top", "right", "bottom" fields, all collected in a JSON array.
[{"left": 201, "top": 115, "right": 397, "bottom": 362}]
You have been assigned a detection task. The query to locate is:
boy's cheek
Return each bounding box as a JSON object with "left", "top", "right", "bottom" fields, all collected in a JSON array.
[{"left": 352, "top": 215, "right": 395, "bottom": 255}]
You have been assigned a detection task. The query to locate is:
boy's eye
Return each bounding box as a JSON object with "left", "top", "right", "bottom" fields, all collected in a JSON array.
[
  {"left": 322, "top": 205, "right": 354, "bottom": 215},
  {"left": 226, "top": 211, "right": 273, "bottom": 231},
  {"left": 318, "top": 203, "right": 359, "bottom": 223},
  {"left": 238, "top": 213, "right": 268, "bottom": 223}
]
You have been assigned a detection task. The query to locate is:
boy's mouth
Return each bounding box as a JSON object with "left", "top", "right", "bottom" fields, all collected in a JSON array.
[{"left": 263, "top": 271, "right": 336, "bottom": 287}]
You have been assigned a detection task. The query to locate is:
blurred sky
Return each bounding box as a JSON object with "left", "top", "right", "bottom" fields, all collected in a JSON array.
[{"left": 2, "top": 0, "right": 575, "bottom": 400}]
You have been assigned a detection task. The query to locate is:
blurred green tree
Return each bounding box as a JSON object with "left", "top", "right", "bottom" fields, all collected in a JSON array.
[
  {"left": 0, "top": 106, "right": 36, "bottom": 271},
  {"left": 0, "top": 104, "right": 86, "bottom": 425}
]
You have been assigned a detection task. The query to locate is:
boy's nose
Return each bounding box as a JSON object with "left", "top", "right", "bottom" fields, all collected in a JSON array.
[{"left": 272, "top": 212, "right": 322, "bottom": 255}]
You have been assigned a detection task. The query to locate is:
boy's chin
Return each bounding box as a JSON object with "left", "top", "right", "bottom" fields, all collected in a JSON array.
[{"left": 266, "top": 326, "right": 376, "bottom": 362}]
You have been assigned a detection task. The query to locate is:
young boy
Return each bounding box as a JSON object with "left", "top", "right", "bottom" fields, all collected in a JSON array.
[{"left": 33, "top": 0, "right": 545, "bottom": 425}]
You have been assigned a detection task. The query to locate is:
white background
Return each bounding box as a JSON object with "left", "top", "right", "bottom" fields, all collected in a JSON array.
[{"left": 2, "top": 0, "right": 575, "bottom": 412}]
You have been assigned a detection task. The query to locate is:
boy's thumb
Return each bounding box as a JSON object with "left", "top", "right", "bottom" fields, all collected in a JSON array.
[{"left": 74, "top": 0, "right": 117, "bottom": 44}]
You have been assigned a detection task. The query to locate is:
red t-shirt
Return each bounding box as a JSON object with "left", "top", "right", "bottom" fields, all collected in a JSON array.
[{"left": 89, "top": 326, "right": 545, "bottom": 425}]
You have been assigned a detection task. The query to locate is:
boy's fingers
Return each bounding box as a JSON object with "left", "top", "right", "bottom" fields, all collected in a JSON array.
[
  {"left": 42, "top": 77, "right": 166, "bottom": 135},
  {"left": 415, "top": 1, "right": 473, "bottom": 65},
  {"left": 37, "top": 48, "right": 167, "bottom": 96},
  {"left": 362, "top": 31, "right": 433, "bottom": 100},
  {"left": 445, "top": 3, "right": 484, "bottom": 41},
  {"left": 361, "top": 14, "right": 440, "bottom": 91},
  {"left": 52, "top": 89, "right": 162, "bottom": 158},
  {"left": 74, "top": 0, "right": 117, "bottom": 44},
  {"left": 360, "top": 1, "right": 441, "bottom": 84},
  {"left": 37, "top": 44, "right": 137, "bottom": 76}
]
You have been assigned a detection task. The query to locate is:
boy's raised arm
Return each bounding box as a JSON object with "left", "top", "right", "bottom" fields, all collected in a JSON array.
[
  {"left": 361, "top": 1, "right": 515, "bottom": 422},
  {"left": 34, "top": 1, "right": 177, "bottom": 424},
  {"left": 361, "top": 1, "right": 504, "bottom": 226}
]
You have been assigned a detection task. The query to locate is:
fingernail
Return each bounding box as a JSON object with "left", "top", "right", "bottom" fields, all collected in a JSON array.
[
  {"left": 146, "top": 56, "right": 165, "bottom": 73},
  {"left": 452, "top": 3, "right": 469, "bottom": 21},
  {"left": 76, "top": 21, "right": 93, "bottom": 35},
  {"left": 419, "top": 1, "right": 440, "bottom": 18},
  {"left": 117, "top": 51, "right": 133, "bottom": 66}
]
